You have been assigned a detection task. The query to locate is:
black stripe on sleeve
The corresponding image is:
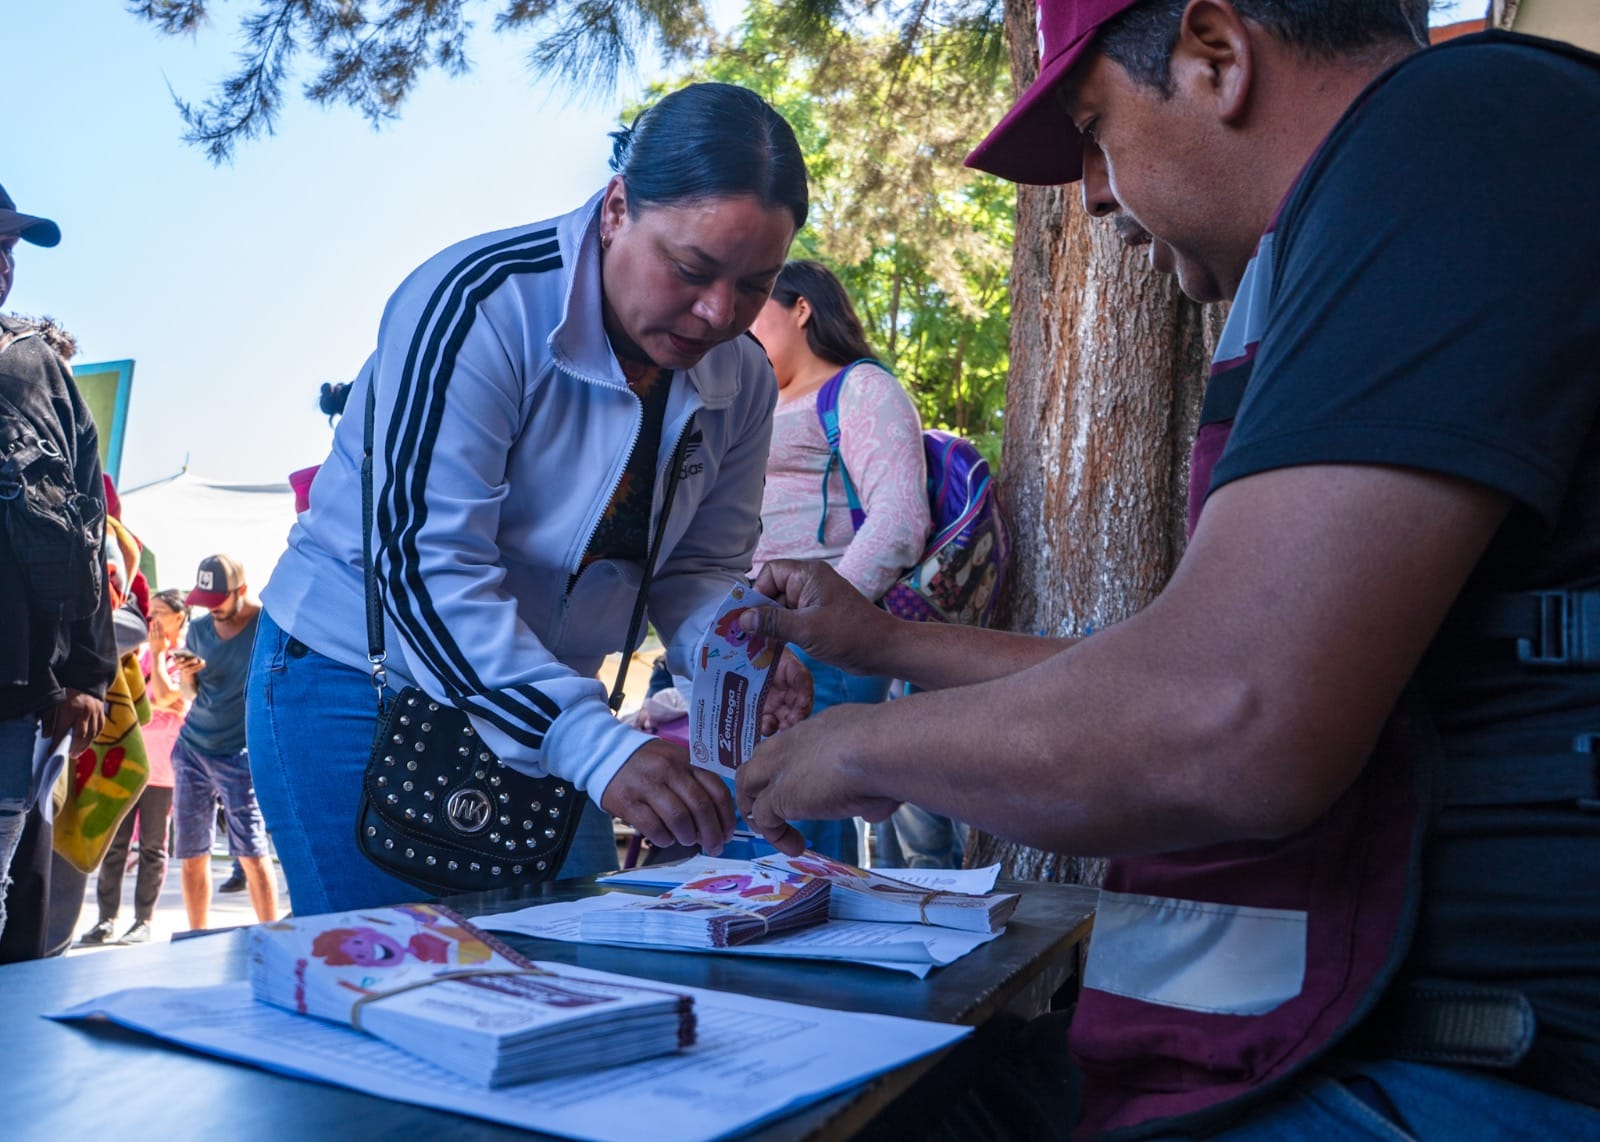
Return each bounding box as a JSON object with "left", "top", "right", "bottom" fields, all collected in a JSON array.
[{"left": 374, "top": 230, "right": 569, "bottom": 747}]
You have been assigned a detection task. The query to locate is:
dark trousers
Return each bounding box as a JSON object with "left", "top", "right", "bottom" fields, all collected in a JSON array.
[{"left": 96, "top": 785, "right": 173, "bottom": 925}]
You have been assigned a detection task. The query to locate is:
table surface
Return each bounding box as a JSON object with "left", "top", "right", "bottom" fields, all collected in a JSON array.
[{"left": 0, "top": 875, "right": 1096, "bottom": 1141}]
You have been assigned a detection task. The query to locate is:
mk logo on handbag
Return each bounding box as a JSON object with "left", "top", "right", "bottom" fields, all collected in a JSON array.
[{"left": 445, "top": 787, "right": 494, "bottom": 834}]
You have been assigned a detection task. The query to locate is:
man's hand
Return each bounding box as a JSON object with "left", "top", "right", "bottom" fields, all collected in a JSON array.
[
  {"left": 735, "top": 704, "right": 901, "bottom": 856},
  {"left": 743, "top": 560, "right": 897, "bottom": 677},
  {"left": 758, "top": 648, "right": 812, "bottom": 736},
  {"left": 48, "top": 688, "right": 106, "bottom": 753},
  {"left": 601, "top": 739, "right": 737, "bottom": 855}
]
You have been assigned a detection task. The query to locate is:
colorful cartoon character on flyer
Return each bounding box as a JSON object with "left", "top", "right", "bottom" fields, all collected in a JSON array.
[
  {"left": 711, "top": 607, "right": 776, "bottom": 669},
  {"left": 683, "top": 872, "right": 798, "bottom": 902},
  {"left": 311, "top": 925, "right": 453, "bottom": 967}
]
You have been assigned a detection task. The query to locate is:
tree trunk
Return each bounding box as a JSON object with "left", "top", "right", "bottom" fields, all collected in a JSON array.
[{"left": 969, "top": 0, "right": 1220, "bottom": 884}]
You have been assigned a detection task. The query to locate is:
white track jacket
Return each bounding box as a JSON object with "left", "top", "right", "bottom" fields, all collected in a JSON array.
[{"left": 262, "top": 191, "right": 776, "bottom": 802}]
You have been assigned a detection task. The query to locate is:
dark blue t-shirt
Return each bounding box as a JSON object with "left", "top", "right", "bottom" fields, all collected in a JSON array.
[{"left": 177, "top": 611, "right": 259, "bottom": 755}]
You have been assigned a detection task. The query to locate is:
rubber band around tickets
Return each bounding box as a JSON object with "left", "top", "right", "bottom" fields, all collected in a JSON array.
[{"left": 348, "top": 969, "right": 553, "bottom": 1030}]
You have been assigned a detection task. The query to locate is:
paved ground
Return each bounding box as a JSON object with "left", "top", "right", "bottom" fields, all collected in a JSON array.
[
  {"left": 64, "top": 851, "right": 292, "bottom": 956},
  {"left": 65, "top": 648, "right": 663, "bottom": 955}
]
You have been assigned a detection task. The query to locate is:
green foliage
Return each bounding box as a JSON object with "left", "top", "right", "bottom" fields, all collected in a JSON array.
[
  {"left": 129, "top": 0, "right": 719, "bottom": 163},
  {"left": 658, "top": 1, "right": 1015, "bottom": 442},
  {"left": 132, "top": 1, "right": 1015, "bottom": 446}
]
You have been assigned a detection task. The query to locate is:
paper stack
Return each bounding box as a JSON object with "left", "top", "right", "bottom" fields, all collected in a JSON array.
[
  {"left": 249, "top": 903, "right": 694, "bottom": 1086},
  {"left": 758, "top": 852, "right": 1020, "bottom": 933},
  {"left": 579, "top": 863, "right": 830, "bottom": 948}
]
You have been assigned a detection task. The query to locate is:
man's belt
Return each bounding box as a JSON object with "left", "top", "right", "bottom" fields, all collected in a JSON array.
[{"left": 1444, "top": 734, "right": 1600, "bottom": 811}]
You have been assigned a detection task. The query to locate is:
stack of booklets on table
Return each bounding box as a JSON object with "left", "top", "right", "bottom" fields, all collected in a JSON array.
[
  {"left": 579, "top": 862, "right": 831, "bottom": 948},
  {"left": 249, "top": 903, "right": 695, "bottom": 1087},
  {"left": 756, "top": 852, "right": 1020, "bottom": 933}
]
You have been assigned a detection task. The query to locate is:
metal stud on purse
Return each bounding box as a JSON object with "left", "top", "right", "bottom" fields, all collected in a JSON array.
[{"left": 357, "top": 692, "right": 580, "bottom": 894}]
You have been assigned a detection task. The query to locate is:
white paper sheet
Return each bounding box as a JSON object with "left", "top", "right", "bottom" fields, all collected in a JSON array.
[
  {"left": 472, "top": 895, "right": 999, "bottom": 978},
  {"left": 52, "top": 961, "right": 968, "bottom": 1142},
  {"left": 29, "top": 728, "right": 70, "bottom": 821},
  {"left": 601, "top": 858, "right": 1003, "bottom": 895}
]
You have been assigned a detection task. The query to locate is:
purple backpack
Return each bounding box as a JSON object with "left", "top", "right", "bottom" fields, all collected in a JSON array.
[{"left": 816, "top": 361, "right": 1010, "bottom": 626}]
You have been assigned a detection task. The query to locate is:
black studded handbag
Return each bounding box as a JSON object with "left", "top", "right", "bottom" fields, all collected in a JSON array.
[{"left": 353, "top": 375, "right": 692, "bottom": 896}]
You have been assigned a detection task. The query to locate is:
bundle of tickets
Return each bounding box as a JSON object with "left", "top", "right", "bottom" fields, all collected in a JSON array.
[
  {"left": 249, "top": 904, "right": 695, "bottom": 1086},
  {"left": 579, "top": 862, "right": 831, "bottom": 949},
  {"left": 757, "top": 852, "right": 1021, "bottom": 934},
  {"left": 689, "top": 582, "right": 785, "bottom": 777}
]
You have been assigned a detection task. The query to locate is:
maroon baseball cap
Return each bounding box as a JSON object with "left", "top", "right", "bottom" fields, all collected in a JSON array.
[
  {"left": 185, "top": 553, "right": 246, "bottom": 608},
  {"left": 0, "top": 181, "right": 61, "bottom": 247},
  {"left": 965, "top": 0, "right": 1143, "bottom": 185}
]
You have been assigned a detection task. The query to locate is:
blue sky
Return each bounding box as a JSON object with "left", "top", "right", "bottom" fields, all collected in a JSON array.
[{"left": 3, "top": 1, "right": 1484, "bottom": 490}]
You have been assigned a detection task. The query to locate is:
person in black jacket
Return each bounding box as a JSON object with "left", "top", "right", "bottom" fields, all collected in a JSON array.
[{"left": 0, "top": 181, "right": 114, "bottom": 947}]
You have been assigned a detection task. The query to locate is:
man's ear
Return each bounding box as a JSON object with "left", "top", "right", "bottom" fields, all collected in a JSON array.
[
  {"left": 599, "top": 175, "right": 628, "bottom": 243},
  {"left": 1173, "top": 0, "right": 1254, "bottom": 125}
]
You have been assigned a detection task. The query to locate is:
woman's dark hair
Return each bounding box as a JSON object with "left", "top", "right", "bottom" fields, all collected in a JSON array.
[
  {"left": 609, "top": 83, "right": 809, "bottom": 231},
  {"left": 152, "top": 588, "right": 187, "bottom": 622},
  {"left": 768, "top": 260, "right": 877, "bottom": 367},
  {"left": 319, "top": 381, "right": 352, "bottom": 424}
]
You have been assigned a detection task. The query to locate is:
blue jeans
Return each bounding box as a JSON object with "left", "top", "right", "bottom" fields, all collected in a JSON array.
[
  {"left": 1159, "top": 1058, "right": 1600, "bottom": 1141},
  {"left": 783, "top": 647, "right": 891, "bottom": 865},
  {"left": 0, "top": 714, "right": 40, "bottom": 943},
  {"left": 941, "top": 1011, "right": 1600, "bottom": 1142},
  {"left": 874, "top": 802, "right": 966, "bottom": 869},
  {"left": 246, "top": 609, "right": 617, "bottom": 916}
]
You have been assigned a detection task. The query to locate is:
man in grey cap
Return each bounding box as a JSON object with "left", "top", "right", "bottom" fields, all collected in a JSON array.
[{"left": 0, "top": 180, "right": 114, "bottom": 954}]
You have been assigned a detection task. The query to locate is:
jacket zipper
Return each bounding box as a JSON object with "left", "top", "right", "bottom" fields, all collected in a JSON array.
[{"left": 562, "top": 365, "right": 643, "bottom": 595}]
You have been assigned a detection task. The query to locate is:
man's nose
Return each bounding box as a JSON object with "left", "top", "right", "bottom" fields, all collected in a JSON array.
[{"left": 1080, "top": 141, "right": 1118, "bottom": 219}]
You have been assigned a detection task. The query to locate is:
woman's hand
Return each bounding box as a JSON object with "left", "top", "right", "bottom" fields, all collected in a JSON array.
[
  {"left": 147, "top": 615, "right": 170, "bottom": 656},
  {"left": 744, "top": 559, "right": 898, "bottom": 677},
  {"left": 759, "top": 648, "right": 812, "bottom": 735},
  {"left": 601, "top": 738, "right": 736, "bottom": 855}
]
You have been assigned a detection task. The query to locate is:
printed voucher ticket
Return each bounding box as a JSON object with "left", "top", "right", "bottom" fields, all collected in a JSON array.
[{"left": 688, "top": 583, "right": 785, "bottom": 778}]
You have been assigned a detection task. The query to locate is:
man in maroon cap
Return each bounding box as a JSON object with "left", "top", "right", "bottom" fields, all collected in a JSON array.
[
  {"left": 1, "top": 181, "right": 114, "bottom": 956},
  {"left": 170, "top": 554, "right": 279, "bottom": 930},
  {"left": 735, "top": 2, "right": 1600, "bottom": 1137}
]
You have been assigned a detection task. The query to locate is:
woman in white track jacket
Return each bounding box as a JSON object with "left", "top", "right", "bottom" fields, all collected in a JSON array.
[{"left": 246, "top": 83, "right": 811, "bottom": 915}]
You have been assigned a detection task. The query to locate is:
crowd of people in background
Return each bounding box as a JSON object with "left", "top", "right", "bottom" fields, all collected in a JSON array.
[
  {"left": 0, "top": 90, "right": 961, "bottom": 959},
  {"left": 1, "top": 181, "right": 288, "bottom": 957}
]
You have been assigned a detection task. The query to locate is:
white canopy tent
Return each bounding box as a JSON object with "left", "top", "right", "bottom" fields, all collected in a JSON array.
[{"left": 119, "top": 471, "right": 297, "bottom": 597}]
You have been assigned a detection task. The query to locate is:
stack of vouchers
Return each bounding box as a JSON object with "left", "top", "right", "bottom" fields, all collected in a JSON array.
[
  {"left": 249, "top": 903, "right": 694, "bottom": 1087},
  {"left": 758, "top": 852, "right": 1020, "bottom": 933},
  {"left": 578, "top": 861, "right": 830, "bottom": 948}
]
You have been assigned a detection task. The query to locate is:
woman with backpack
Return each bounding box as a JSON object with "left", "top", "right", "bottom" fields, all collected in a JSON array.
[{"left": 748, "top": 260, "right": 932, "bottom": 863}]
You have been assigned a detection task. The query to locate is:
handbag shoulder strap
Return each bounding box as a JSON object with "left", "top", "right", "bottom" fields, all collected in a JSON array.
[{"left": 361, "top": 375, "right": 693, "bottom": 714}]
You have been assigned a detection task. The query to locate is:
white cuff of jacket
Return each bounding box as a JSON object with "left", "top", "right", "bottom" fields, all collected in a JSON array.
[{"left": 543, "top": 694, "right": 656, "bottom": 806}]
